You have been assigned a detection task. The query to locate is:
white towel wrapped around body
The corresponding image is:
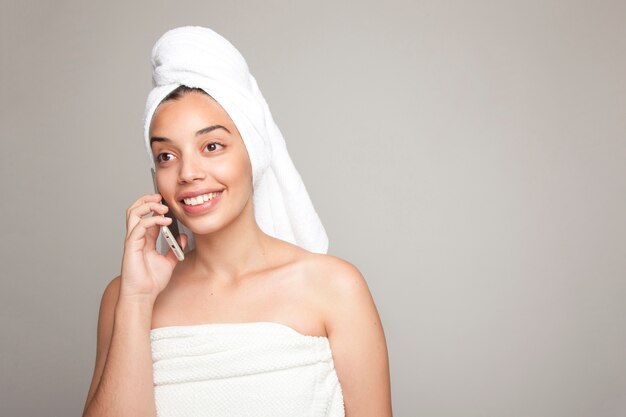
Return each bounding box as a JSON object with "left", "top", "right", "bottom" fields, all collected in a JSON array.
[
  {"left": 143, "top": 26, "right": 328, "bottom": 254},
  {"left": 150, "top": 322, "right": 345, "bottom": 417}
]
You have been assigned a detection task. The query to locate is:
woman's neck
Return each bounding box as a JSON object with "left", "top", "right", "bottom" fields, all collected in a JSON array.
[{"left": 176, "top": 207, "right": 273, "bottom": 286}]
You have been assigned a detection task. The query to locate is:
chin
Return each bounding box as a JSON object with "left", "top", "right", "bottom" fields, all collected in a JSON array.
[{"left": 178, "top": 214, "right": 221, "bottom": 231}]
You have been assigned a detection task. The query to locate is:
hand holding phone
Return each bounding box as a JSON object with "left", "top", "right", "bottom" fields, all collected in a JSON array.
[
  {"left": 151, "top": 168, "right": 185, "bottom": 261},
  {"left": 119, "top": 192, "right": 188, "bottom": 301}
]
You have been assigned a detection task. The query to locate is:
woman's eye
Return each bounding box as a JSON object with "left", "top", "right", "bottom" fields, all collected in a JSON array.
[
  {"left": 205, "top": 142, "right": 225, "bottom": 152},
  {"left": 156, "top": 152, "right": 175, "bottom": 163}
]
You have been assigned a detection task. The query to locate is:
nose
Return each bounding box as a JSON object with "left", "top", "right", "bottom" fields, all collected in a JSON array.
[{"left": 177, "top": 153, "right": 206, "bottom": 184}]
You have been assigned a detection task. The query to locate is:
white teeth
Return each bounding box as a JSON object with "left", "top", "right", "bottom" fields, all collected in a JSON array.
[{"left": 183, "top": 192, "right": 221, "bottom": 206}]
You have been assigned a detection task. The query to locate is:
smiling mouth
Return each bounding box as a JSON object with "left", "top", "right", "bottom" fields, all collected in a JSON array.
[{"left": 180, "top": 191, "right": 223, "bottom": 206}]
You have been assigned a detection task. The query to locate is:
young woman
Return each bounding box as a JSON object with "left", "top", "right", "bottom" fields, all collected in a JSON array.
[{"left": 82, "top": 26, "right": 392, "bottom": 417}]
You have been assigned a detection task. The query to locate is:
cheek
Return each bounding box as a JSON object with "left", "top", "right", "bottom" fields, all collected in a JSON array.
[
  {"left": 213, "top": 153, "right": 252, "bottom": 185},
  {"left": 157, "top": 172, "right": 179, "bottom": 198}
]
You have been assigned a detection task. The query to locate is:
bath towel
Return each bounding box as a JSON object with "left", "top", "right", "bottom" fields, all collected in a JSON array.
[{"left": 150, "top": 321, "right": 345, "bottom": 417}]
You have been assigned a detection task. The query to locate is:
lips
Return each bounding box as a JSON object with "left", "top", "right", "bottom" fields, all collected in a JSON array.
[
  {"left": 177, "top": 188, "right": 225, "bottom": 202},
  {"left": 179, "top": 189, "right": 224, "bottom": 215},
  {"left": 181, "top": 191, "right": 222, "bottom": 206}
]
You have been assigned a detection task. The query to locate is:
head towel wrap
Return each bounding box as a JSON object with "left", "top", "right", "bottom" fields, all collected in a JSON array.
[{"left": 143, "top": 26, "right": 328, "bottom": 254}]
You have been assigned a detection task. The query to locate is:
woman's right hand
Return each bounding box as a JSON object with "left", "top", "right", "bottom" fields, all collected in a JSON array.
[{"left": 119, "top": 193, "right": 188, "bottom": 302}]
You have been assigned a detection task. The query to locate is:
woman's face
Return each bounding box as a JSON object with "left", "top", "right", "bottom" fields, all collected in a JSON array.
[{"left": 149, "top": 91, "right": 253, "bottom": 235}]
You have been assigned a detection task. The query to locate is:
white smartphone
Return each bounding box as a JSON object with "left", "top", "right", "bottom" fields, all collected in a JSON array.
[{"left": 151, "top": 168, "right": 185, "bottom": 261}]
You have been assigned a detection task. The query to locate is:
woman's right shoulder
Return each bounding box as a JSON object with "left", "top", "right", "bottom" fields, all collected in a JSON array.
[
  {"left": 100, "top": 275, "right": 122, "bottom": 310},
  {"left": 82, "top": 275, "right": 122, "bottom": 413},
  {"left": 95, "top": 276, "right": 123, "bottom": 336},
  {"left": 104, "top": 275, "right": 122, "bottom": 294}
]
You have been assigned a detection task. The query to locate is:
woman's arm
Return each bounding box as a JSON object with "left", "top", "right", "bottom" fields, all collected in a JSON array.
[
  {"left": 82, "top": 193, "right": 183, "bottom": 416},
  {"left": 323, "top": 257, "right": 393, "bottom": 417},
  {"left": 82, "top": 275, "right": 157, "bottom": 417}
]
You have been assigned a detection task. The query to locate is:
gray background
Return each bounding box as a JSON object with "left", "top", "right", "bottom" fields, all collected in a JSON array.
[{"left": 1, "top": 1, "right": 625, "bottom": 416}]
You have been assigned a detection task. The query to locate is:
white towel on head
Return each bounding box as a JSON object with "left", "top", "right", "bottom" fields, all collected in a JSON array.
[{"left": 143, "top": 26, "right": 328, "bottom": 254}]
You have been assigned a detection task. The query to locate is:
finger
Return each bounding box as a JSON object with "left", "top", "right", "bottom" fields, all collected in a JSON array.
[
  {"left": 126, "top": 202, "right": 169, "bottom": 239},
  {"left": 144, "top": 216, "right": 161, "bottom": 251},
  {"left": 126, "top": 193, "right": 162, "bottom": 214},
  {"left": 126, "top": 202, "right": 168, "bottom": 237},
  {"left": 125, "top": 215, "right": 171, "bottom": 253},
  {"left": 127, "top": 199, "right": 168, "bottom": 224},
  {"left": 126, "top": 194, "right": 163, "bottom": 233},
  {"left": 125, "top": 215, "right": 172, "bottom": 251},
  {"left": 143, "top": 209, "right": 178, "bottom": 252},
  {"left": 126, "top": 194, "right": 163, "bottom": 223}
]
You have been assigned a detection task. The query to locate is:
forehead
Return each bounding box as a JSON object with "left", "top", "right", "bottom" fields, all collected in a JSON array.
[{"left": 150, "top": 91, "right": 235, "bottom": 134}]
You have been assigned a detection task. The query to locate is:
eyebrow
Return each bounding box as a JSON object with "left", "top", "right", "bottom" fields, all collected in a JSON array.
[{"left": 150, "top": 124, "right": 231, "bottom": 145}]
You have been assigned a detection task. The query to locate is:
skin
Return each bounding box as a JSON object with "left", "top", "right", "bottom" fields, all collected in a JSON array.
[{"left": 89, "top": 90, "right": 393, "bottom": 416}]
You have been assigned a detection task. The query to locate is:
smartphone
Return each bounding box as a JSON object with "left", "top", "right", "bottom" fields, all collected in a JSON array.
[{"left": 151, "top": 168, "right": 185, "bottom": 261}]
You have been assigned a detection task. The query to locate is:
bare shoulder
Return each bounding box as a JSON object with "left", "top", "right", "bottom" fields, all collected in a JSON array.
[
  {"left": 310, "top": 253, "right": 368, "bottom": 290},
  {"left": 97, "top": 275, "right": 122, "bottom": 332},
  {"left": 97, "top": 274, "right": 122, "bottom": 348},
  {"left": 82, "top": 275, "right": 122, "bottom": 413},
  {"left": 100, "top": 275, "right": 123, "bottom": 317},
  {"left": 303, "top": 252, "right": 370, "bottom": 296},
  {"left": 265, "top": 238, "right": 379, "bottom": 341},
  {"left": 299, "top": 252, "right": 377, "bottom": 335},
  {"left": 302, "top": 253, "right": 393, "bottom": 416},
  {"left": 104, "top": 275, "right": 122, "bottom": 299}
]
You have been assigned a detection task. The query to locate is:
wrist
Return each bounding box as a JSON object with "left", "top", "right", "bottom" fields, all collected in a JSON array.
[{"left": 116, "top": 292, "right": 156, "bottom": 309}]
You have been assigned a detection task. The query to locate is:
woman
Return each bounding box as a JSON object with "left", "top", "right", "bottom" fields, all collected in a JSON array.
[{"left": 83, "top": 26, "right": 392, "bottom": 417}]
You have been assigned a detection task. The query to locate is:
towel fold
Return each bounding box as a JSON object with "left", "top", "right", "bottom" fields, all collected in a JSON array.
[
  {"left": 143, "top": 26, "right": 328, "bottom": 254},
  {"left": 150, "top": 322, "right": 345, "bottom": 417}
]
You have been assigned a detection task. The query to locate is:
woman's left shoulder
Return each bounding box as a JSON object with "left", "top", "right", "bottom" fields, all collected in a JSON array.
[
  {"left": 303, "top": 251, "right": 363, "bottom": 276},
  {"left": 298, "top": 252, "right": 371, "bottom": 304},
  {"left": 296, "top": 255, "right": 391, "bottom": 415}
]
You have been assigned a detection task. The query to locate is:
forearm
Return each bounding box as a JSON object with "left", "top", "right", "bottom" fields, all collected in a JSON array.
[{"left": 83, "top": 297, "right": 156, "bottom": 417}]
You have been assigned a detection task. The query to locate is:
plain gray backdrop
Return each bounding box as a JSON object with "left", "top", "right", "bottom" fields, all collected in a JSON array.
[{"left": 1, "top": 1, "right": 625, "bottom": 416}]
